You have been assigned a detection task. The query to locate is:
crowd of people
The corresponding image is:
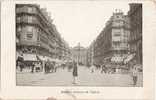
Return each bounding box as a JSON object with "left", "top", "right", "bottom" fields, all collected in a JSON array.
[
  {"left": 89, "top": 62, "right": 142, "bottom": 86},
  {"left": 16, "top": 53, "right": 141, "bottom": 86},
  {"left": 89, "top": 64, "right": 117, "bottom": 74},
  {"left": 16, "top": 54, "right": 78, "bottom": 74},
  {"left": 16, "top": 54, "right": 79, "bottom": 84}
]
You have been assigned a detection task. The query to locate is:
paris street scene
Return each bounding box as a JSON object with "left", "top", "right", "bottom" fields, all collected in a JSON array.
[{"left": 16, "top": 2, "right": 143, "bottom": 87}]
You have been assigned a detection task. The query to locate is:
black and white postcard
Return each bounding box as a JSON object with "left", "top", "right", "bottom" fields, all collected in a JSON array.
[{"left": 0, "top": 0, "right": 155, "bottom": 100}]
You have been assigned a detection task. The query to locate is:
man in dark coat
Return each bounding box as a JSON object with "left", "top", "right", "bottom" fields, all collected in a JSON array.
[
  {"left": 31, "top": 62, "right": 35, "bottom": 73},
  {"left": 17, "top": 54, "right": 24, "bottom": 72},
  {"left": 72, "top": 62, "right": 78, "bottom": 84},
  {"left": 19, "top": 61, "right": 24, "bottom": 72}
]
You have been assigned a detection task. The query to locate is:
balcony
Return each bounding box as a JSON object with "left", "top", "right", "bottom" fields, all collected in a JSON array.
[
  {"left": 16, "top": 6, "right": 38, "bottom": 14},
  {"left": 39, "top": 41, "right": 50, "bottom": 51},
  {"left": 20, "top": 39, "right": 38, "bottom": 46},
  {"left": 16, "top": 16, "right": 39, "bottom": 25},
  {"left": 111, "top": 46, "right": 129, "bottom": 51}
]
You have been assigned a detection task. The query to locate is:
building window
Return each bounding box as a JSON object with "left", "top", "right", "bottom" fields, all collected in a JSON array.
[
  {"left": 16, "top": 8, "right": 20, "bottom": 13},
  {"left": 21, "top": 15, "right": 37, "bottom": 23},
  {"left": 114, "top": 33, "right": 121, "bottom": 36},
  {"left": 27, "top": 26, "right": 33, "bottom": 32},
  {"left": 26, "top": 32, "right": 33, "bottom": 40},
  {"left": 17, "top": 26, "right": 22, "bottom": 32},
  {"left": 28, "top": 7, "right": 32, "bottom": 12},
  {"left": 22, "top": 15, "right": 28, "bottom": 22},
  {"left": 32, "top": 7, "right": 37, "bottom": 13},
  {"left": 28, "top": 16, "right": 33, "bottom": 23},
  {"left": 17, "top": 6, "right": 37, "bottom": 13},
  {"left": 21, "top": 6, "right": 27, "bottom": 13},
  {"left": 16, "top": 17, "right": 21, "bottom": 22},
  {"left": 16, "top": 6, "right": 26, "bottom": 13}
]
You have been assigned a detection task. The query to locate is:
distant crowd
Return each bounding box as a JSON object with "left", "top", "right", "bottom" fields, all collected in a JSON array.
[{"left": 16, "top": 54, "right": 77, "bottom": 74}]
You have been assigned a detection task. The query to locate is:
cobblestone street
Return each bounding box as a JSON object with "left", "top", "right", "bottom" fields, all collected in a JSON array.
[{"left": 17, "top": 66, "right": 143, "bottom": 86}]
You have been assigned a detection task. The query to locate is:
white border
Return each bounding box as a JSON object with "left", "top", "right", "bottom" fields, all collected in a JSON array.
[{"left": 1, "top": 0, "right": 155, "bottom": 100}]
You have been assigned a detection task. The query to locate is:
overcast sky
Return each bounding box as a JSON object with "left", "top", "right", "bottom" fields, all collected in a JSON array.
[{"left": 39, "top": 1, "right": 129, "bottom": 48}]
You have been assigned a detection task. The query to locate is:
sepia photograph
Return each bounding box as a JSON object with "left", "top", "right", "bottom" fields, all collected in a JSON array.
[{"left": 15, "top": 2, "right": 143, "bottom": 87}]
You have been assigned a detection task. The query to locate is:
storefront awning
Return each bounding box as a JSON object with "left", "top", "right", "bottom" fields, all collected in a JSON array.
[
  {"left": 111, "top": 56, "right": 124, "bottom": 63},
  {"left": 123, "top": 53, "right": 135, "bottom": 64},
  {"left": 38, "top": 55, "right": 48, "bottom": 61},
  {"left": 23, "top": 54, "right": 37, "bottom": 61},
  {"left": 38, "top": 56, "right": 64, "bottom": 63}
]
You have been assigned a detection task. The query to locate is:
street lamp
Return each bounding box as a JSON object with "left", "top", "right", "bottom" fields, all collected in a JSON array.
[{"left": 78, "top": 42, "right": 80, "bottom": 65}]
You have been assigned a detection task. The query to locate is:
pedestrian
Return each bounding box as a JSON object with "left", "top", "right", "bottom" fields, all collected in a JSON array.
[
  {"left": 44, "top": 62, "right": 47, "bottom": 73},
  {"left": 19, "top": 61, "right": 24, "bottom": 72},
  {"left": 131, "top": 64, "right": 138, "bottom": 86},
  {"left": 72, "top": 62, "right": 78, "bottom": 84},
  {"left": 50, "top": 62, "right": 54, "bottom": 73},
  {"left": 101, "top": 64, "right": 106, "bottom": 73},
  {"left": 53, "top": 62, "right": 57, "bottom": 72},
  {"left": 46, "top": 59, "right": 51, "bottom": 73},
  {"left": 17, "top": 53, "right": 24, "bottom": 71},
  {"left": 31, "top": 62, "right": 35, "bottom": 73},
  {"left": 36, "top": 62, "right": 41, "bottom": 72},
  {"left": 42, "top": 56, "right": 46, "bottom": 73},
  {"left": 90, "top": 64, "right": 95, "bottom": 73}
]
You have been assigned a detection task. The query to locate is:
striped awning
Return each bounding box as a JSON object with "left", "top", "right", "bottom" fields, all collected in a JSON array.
[
  {"left": 111, "top": 56, "right": 124, "bottom": 63},
  {"left": 123, "top": 53, "right": 136, "bottom": 64}
]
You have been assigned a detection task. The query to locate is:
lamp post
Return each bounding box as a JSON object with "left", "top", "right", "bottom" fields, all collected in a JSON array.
[{"left": 78, "top": 42, "right": 80, "bottom": 66}]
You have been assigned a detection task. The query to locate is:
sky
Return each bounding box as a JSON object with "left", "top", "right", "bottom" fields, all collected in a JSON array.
[{"left": 39, "top": 1, "right": 129, "bottom": 48}]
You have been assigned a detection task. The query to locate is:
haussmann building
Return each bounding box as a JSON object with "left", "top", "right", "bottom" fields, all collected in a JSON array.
[
  {"left": 89, "top": 10, "right": 131, "bottom": 72},
  {"left": 16, "top": 4, "right": 71, "bottom": 63}
]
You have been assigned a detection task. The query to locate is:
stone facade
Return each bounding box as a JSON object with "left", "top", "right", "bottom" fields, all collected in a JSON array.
[
  {"left": 71, "top": 44, "right": 87, "bottom": 65},
  {"left": 128, "top": 3, "right": 142, "bottom": 64},
  {"left": 90, "top": 10, "right": 130, "bottom": 66},
  {"left": 16, "top": 4, "right": 70, "bottom": 60}
]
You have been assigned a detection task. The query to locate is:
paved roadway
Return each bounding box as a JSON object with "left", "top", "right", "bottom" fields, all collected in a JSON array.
[{"left": 16, "top": 66, "right": 143, "bottom": 87}]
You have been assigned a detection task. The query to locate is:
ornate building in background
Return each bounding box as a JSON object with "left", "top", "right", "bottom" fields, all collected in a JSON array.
[
  {"left": 16, "top": 4, "right": 70, "bottom": 61},
  {"left": 71, "top": 44, "right": 87, "bottom": 65},
  {"left": 109, "top": 10, "right": 130, "bottom": 64}
]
